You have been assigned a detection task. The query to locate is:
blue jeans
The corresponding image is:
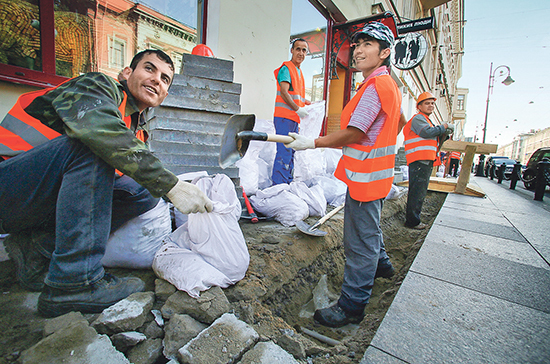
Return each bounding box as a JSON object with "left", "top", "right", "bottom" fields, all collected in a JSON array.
[
  {"left": 271, "top": 117, "right": 298, "bottom": 185},
  {"left": 405, "top": 160, "right": 434, "bottom": 227},
  {"left": 0, "top": 135, "right": 158, "bottom": 289},
  {"left": 338, "top": 191, "right": 389, "bottom": 314}
]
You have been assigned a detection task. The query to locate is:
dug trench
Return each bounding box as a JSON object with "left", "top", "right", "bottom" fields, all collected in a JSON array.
[
  {"left": 230, "top": 190, "right": 446, "bottom": 363},
  {"left": 0, "top": 190, "right": 446, "bottom": 363}
]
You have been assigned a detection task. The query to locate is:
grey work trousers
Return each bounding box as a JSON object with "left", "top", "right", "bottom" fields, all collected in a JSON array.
[
  {"left": 338, "top": 190, "right": 390, "bottom": 314},
  {"left": 405, "top": 160, "right": 434, "bottom": 227}
]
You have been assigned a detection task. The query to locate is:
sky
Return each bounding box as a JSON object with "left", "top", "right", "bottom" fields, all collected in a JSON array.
[{"left": 457, "top": 0, "right": 550, "bottom": 146}]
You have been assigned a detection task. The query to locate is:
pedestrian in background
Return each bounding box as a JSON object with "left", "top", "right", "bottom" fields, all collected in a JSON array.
[
  {"left": 284, "top": 22, "right": 401, "bottom": 328},
  {"left": 271, "top": 38, "right": 311, "bottom": 185},
  {"left": 0, "top": 49, "right": 213, "bottom": 317},
  {"left": 449, "top": 150, "right": 461, "bottom": 177},
  {"left": 403, "top": 92, "right": 453, "bottom": 229}
]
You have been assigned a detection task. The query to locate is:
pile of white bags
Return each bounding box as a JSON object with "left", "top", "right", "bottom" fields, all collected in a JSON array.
[
  {"left": 101, "top": 199, "right": 172, "bottom": 269},
  {"left": 152, "top": 174, "right": 249, "bottom": 298}
]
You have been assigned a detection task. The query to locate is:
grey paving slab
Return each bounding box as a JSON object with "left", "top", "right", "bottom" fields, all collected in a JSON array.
[
  {"left": 475, "top": 177, "right": 550, "bottom": 214},
  {"left": 440, "top": 200, "right": 499, "bottom": 215},
  {"left": 438, "top": 205, "right": 509, "bottom": 226},
  {"left": 410, "top": 240, "right": 550, "bottom": 313},
  {"left": 434, "top": 211, "right": 526, "bottom": 242},
  {"left": 504, "top": 210, "right": 550, "bottom": 264},
  {"left": 360, "top": 346, "right": 407, "bottom": 364},
  {"left": 424, "top": 225, "right": 549, "bottom": 270},
  {"left": 445, "top": 193, "right": 497, "bottom": 210},
  {"left": 370, "top": 272, "right": 550, "bottom": 364}
]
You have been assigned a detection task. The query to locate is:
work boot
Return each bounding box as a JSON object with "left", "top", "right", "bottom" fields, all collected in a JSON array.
[
  {"left": 375, "top": 260, "right": 395, "bottom": 279},
  {"left": 37, "top": 273, "right": 145, "bottom": 318},
  {"left": 3, "top": 233, "right": 49, "bottom": 291},
  {"left": 406, "top": 222, "right": 428, "bottom": 230},
  {"left": 314, "top": 304, "right": 364, "bottom": 328}
]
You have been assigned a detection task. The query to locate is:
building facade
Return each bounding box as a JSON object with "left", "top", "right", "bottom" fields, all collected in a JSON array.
[{"left": 0, "top": 0, "right": 467, "bottom": 149}]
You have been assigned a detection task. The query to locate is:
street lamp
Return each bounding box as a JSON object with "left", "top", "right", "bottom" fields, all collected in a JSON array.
[{"left": 475, "top": 62, "right": 515, "bottom": 176}]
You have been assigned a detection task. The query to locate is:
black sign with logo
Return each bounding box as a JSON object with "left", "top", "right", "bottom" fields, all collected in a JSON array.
[
  {"left": 397, "top": 17, "right": 434, "bottom": 34},
  {"left": 392, "top": 33, "right": 428, "bottom": 70}
]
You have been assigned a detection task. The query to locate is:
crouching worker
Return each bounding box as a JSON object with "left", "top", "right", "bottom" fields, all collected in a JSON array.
[
  {"left": 0, "top": 49, "right": 213, "bottom": 317},
  {"left": 284, "top": 22, "right": 401, "bottom": 327}
]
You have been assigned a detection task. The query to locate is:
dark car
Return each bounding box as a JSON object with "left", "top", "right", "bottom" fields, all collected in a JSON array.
[
  {"left": 490, "top": 158, "right": 522, "bottom": 180},
  {"left": 522, "top": 147, "right": 550, "bottom": 190},
  {"left": 484, "top": 156, "right": 509, "bottom": 177}
]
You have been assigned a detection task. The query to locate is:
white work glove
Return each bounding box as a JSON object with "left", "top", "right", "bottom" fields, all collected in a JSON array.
[
  {"left": 296, "top": 107, "right": 309, "bottom": 118},
  {"left": 166, "top": 180, "right": 213, "bottom": 214},
  {"left": 445, "top": 123, "right": 455, "bottom": 134},
  {"left": 284, "top": 132, "right": 315, "bottom": 151}
]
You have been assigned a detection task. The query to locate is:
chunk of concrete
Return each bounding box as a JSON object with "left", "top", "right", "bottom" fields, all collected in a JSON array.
[
  {"left": 92, "top": 292, "right": 155, "bottom": 334},
  {"left": 126, "top": 338, "right": 163, "bottom": 364},
  {"left": 161, "top": 286, "right": 229, "bottom": 324},
  {"left": 163, "top": 314, "right": 207, "bottom": 360},
  {"left": 19, "top": 321, "right": 129, "bottom": 364},
  {"left": 239, "top": 341, "right": 300, "bottom": 364},
  {"left": 110, "top": 331, "right": 147, "bottom": 352},
  {"left": 178, "top": 313, "right": 259, "bottom": 364},
  {"left": 43, "top": 311, "right": 89, "bottom": 337},
  {"left": 155, "top": 278, "right": 176, "bottom": 302}
]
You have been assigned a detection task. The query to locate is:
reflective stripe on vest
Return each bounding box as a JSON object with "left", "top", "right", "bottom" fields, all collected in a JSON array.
[
  {"left": 0, "top": 79, "right": 137, "bottom": 159},
  {"left": 334, "top": 74, "right": 401, "bottom": 202},
  {"left": 403, "top": 112, "right": 438, "bottom": 164},
  {"left": 450, "top": 151, "right": 461, "bottom": 159},
  {"left": 273, "top": 61, "right": 306, "bottom": 123}
]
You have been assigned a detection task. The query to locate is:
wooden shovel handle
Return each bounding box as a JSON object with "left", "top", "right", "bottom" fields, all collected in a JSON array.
[
  {"left": 265, "top": 134, "right": 294, "bottom": 144},
  {"left": 310, "top": 203, "right": 345, "bottom": 230}
]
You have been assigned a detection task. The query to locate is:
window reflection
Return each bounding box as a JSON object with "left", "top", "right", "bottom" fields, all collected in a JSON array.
[
  {"left": 0, "top": 0, "right": 198, "bottom": 79},
  {"left": 0, "top": 0, "right": 42, "bottom": 71}
]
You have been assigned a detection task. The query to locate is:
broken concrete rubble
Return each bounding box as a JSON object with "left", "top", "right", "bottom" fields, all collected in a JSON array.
[{"left": 0, "top": 191, "right": 446, "bottom": 364}]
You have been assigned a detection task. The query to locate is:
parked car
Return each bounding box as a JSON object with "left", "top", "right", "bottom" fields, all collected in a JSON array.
[
  {"left": 522, "top": 147, "right": 550, "bottom": 190},
  {"left": 490, "top": 158, "right": 522, "bottom": 180},
  {"left": 484, "top": 155, "right": 508, "bottom": 177}
]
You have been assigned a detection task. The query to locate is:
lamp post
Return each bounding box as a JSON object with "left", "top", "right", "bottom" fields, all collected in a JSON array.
[{"left": 475, "top": 62, "right": 515, "bottom": 176}]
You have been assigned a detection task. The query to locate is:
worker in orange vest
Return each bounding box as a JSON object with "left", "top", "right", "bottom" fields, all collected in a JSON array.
[
  {"left": 271, "top": 38, "right": 311, "bottom": 185},
  {"left": 448, "top": 150, "right": 462, "bottom": 177},
  {"left": 403, "top": 91, "right": 453, "bottom": 229},
  {"left": 0, "top": 50, "right": 212, "bottom": 318},
  {"left": 284, "top": 22, "right": 403, "bottom": 327}
]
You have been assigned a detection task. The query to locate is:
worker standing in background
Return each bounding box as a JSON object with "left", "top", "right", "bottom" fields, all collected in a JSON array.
[
  {"left": 403, "top": 92, "right": 453, "bottom": 229},
  {"left": 448, "top": 150, "right": 461, "bottom": 177},
  {"left": 271, "top": 38, "right": 311, "bottom": 185},
  {"left": 284, "top": 22, "right": 401, "bottom": 328}
]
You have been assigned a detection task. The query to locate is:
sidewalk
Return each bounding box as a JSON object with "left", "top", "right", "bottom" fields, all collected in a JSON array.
[{"left": 361, "top": 175, "right": 550, "bottom": 363}]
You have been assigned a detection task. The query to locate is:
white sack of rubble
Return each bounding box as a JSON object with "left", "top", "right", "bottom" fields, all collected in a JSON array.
[
  {"left": 309, "top": 175, "right": 347, "bottom": 206},
  {"left": 236, "top": 119, "right": 276, "bottom": 195},
  {"left": 249, "top": 184, "right": 309, "bottom": 226},
  {"left": 289, "top": 181, "right": 326, "bottom": 217},
  {"left": 101, "top": 199, "right": 172, "bottom": 269},
  {"left": 152, "top": 174, "right": 249, "bottom": 298},
  {"left": 294, "top": 101, "right": 327, "bottom": 181}
]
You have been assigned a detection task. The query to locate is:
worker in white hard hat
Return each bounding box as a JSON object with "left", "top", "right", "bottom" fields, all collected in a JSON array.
[{"left": 403, "top": 91, "right": 454, "bottom": 229}]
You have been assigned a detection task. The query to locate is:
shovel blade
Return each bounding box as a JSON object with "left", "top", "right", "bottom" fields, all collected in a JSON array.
[
  {"left": 219, "top": 114, "right": 255, "bottom": 169},
  {"left": 296, "top": 220, "right": 327, "bottom": 237}
]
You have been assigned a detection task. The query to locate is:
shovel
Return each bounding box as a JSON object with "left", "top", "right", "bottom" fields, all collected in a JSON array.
[
  {"left": 219, "top": 114, "right": 294, "bottom": 169},
  {"left": 296, "top": 203, "right": 345, "bottom": 237}
]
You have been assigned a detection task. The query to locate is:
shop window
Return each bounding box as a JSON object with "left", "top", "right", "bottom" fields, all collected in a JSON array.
[{"left": 0, "top": 0, "right": 201, "bottom": 87}]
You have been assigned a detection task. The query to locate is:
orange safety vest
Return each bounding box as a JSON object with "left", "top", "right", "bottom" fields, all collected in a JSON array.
[
  {"left": 273, "top": 61, "right": 306, "bottom": 123},
  {"left": 0, "top": 79, "right": 145, "bottom": 160},
  {"left": 334, "top": 74, "right": 401, "bottom": 202},
  {"left": 403, "top": 112, "right": 438, "bottom": 165},
  {"left": 450, "top": 151, "right": 461, "bottom": 159}
]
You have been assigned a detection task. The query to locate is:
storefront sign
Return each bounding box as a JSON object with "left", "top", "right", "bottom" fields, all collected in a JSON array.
[
  {"left": 392, "top": 32, "right": 428, "bottom": 70},
  {"left": 397, "top": 17, "right": 434, "bottom": 34}
]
